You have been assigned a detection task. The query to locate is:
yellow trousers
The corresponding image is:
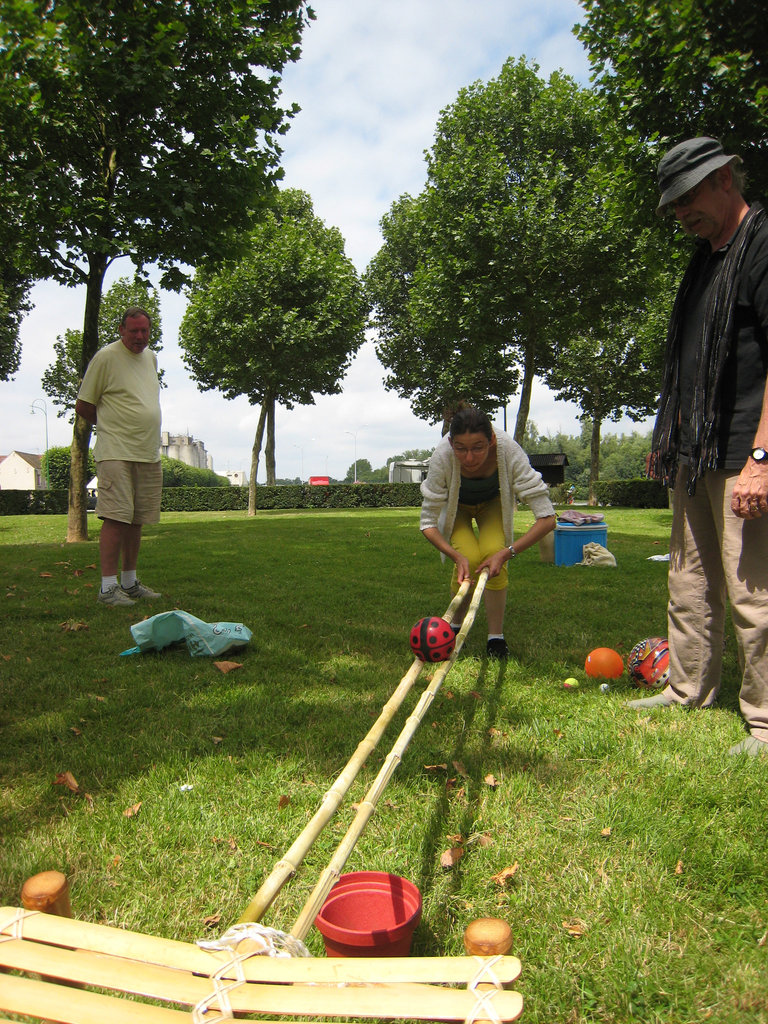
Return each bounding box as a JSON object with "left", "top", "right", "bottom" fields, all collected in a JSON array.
[{"left": 449, "top": 497, "right": 508, "bottom": 592}]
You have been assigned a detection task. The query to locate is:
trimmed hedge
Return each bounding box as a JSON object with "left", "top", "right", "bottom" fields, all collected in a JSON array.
[
  {"left": 1, "top": 480, "right": 673, "bottom": 516},
  {"left": 0, "top": 489, "right": 70, "bottom": 515},
  {"left": 160, "top": 483, "right": 423, "bottom": 512},
  {"left": 1, "top": 483, "right": 424, "bottom": 515},
  {"left": 593, "top": 478, "right": 669, "bottom": 508}
]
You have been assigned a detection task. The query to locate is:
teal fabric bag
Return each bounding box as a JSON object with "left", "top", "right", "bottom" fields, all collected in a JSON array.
[{"left": 120, "top": 610, "right": 252, "bottom": 657}]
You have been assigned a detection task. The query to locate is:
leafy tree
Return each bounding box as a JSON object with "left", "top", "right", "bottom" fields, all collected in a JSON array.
[
  {"left": 42, "top": 277, "right": 163, "bottom": 420},
  {"left": 367, "top": 58, "right": 664, "bottom": 439},
  {"left": 0, "top": 258, "right": 31, "bottom": 382},
  {"left": 544, "top": 256, "right": 674, "bottom": 502},
  {"left": 576, "top": 0, "right": 768, "bottom": 197},
  {"left": 179, "top": 189, "right": 369, "bottom": 510},
  {"left": 0, "top": 0, "right": 313, "bottom": 541},
  {"left": 344, "top": 458, "right": 373, "bottom": 483},
  {"left": 42, "top": 446, "right": 96, "bottom": 491}
]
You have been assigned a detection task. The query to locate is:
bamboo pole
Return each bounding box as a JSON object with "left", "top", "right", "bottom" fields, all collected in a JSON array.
[
  {"left": 0, "top": 908, "right": 522, "bottom": 986},
  {"left": 0, "top": 935, "right": 523, "bottom": 1021},
  {"left": 238, "top": 581, "right": 473, "bottom": 925},
  {"left": 290, "top": 571, "right": 489, "bottom": 941}
]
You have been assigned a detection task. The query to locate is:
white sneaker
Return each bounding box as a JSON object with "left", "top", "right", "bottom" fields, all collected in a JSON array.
[
  {"left": 98, "top": 584, "right": 135, "bottom": 607},
  {"left": 122, "top": 580, "right": 162, "bottom": 600}
]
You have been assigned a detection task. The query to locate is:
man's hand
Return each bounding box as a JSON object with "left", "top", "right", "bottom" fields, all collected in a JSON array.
[{"left": 732, "top": 459, "right": 768, "bottom": 518}]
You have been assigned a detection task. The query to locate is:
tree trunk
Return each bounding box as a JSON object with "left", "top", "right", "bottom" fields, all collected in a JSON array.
[
  {"left": 513, "top": 342, "right": 535, "bottom": 444},
  {"left": 247, "top": 402, "right": 268, "bottom": 516},
  {"left": 265, "top": 399, "right": 276, "bottom": 485},
  {"left": 588, "top": 417, "right": 602, "bottom": 506},
  {"left": 67, "top": 261, "right": 107, "bottom": 542}
]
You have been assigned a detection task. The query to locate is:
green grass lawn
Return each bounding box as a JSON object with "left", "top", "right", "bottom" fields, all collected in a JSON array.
[{"left": 1, "top": 507, "right": 767, "bottom": 1023}]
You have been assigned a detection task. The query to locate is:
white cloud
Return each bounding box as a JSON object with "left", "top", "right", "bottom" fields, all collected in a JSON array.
[{"left": 1, "top": 0, "right": 652, "bottom": 481}]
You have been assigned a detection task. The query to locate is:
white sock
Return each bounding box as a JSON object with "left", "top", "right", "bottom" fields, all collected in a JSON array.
[
  {"left": 101, "top": 575, "right": 118, "bottom": 593},
  {"left": 121, "top": 570, "right": 137, "bottom": 589},
  {"left": 488, "top": 633, "right": 505, "bottom": 641}
]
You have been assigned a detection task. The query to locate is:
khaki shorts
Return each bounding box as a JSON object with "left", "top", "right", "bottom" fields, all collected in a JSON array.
[{"left": 95, "top": 460, "right": 162, "bottom": 525}]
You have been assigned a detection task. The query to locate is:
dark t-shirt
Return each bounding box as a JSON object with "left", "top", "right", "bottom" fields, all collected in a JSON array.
[
  {"left": 459, "top": 469, "right": 500, "bottom": 505},
  {"left": 678, "top": 213, "right": 768, "bottom": 467}
]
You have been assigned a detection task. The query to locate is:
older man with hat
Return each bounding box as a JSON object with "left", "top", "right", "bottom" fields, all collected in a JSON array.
[{"left": 627, "top": 137, "right": 768, "bottom": 757}]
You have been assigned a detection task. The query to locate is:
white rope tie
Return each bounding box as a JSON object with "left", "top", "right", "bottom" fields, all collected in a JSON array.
[
  {"left": 464, "top": 955, "right": 505, "bottom": 1024},
  {"left": 193, "top": 922, "right": 312, "bottom": 1022},
  {"left": 0, "top": 907, "right": 33, "bottom": 942}
]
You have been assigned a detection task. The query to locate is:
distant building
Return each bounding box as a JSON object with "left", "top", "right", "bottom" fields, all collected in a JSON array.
[
  {"left": 226, "top": 470, "right": 248, "bottom": 487},
  {"left": 389, "top": 459, "right": 430, "bottom": 483},
  {"left": 0, "top": 451, "right": 47, "bottom": 490},
  {"left": 528, "top": 453, "right": 569, "bottom": 485},
  {"left": 161, "top": 432, "right": 213, "bottom": 471}
]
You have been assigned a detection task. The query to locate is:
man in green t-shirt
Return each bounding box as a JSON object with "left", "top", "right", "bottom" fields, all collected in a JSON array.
[{"left": 75, "top": 307, "right": 163, "bottom": 607}]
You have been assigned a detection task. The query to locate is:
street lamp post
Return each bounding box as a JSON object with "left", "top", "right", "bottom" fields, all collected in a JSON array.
[
  {"left": 344, "top": 430, "right": 358, "bottom": 483},
  {"left": 30, "top": 399, "right": 50, "bottom": 488}
]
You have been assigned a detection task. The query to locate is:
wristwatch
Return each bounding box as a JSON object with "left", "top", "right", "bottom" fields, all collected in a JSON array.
[{"left": 750, "top": 447, "right": 768, "bottom": 462}]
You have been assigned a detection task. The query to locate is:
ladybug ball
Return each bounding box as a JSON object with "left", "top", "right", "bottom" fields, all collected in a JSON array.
[{"left": 410, "top": 616, "right": 456, "bottom": 663}]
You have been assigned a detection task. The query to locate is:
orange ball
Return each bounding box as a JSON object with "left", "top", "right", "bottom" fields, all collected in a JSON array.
[{"left": 584, "top": 647, "right": 623, "bottom": 679}]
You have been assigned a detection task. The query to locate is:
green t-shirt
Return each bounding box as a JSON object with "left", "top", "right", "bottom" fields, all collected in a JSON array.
[
  {"left": 78, "top": 341, "right": 161, "bottom": 463},
  {"left": 458, "top": 469, "right": 500, "bottom": 505}
]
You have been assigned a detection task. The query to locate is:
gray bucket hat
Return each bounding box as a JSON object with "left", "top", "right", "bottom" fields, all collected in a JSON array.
[{"left": 656, "top": 136, "right": 741, "bottom": 214}]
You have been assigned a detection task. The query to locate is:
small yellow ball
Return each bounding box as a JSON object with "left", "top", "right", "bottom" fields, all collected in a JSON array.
[{"left": 563, "top": 677, "right": 579, "bottom": 689}]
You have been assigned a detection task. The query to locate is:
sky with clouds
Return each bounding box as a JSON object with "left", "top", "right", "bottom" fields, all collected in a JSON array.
[{"left": 2, "top": 0, "right": 650, "bottom": 482}]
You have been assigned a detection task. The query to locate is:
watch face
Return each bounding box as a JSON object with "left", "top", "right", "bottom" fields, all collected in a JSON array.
[{"left": 752, "top": 447, "right": 768, "bottom": 461}]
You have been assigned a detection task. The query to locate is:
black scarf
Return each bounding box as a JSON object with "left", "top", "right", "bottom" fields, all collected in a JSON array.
[{"left": 649, "top": 202, "right": 766, "bottom": 494}]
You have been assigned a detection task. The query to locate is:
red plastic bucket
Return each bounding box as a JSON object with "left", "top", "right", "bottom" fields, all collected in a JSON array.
[{"left": 314, "top": 871, "right": 422, "bottom": 957}]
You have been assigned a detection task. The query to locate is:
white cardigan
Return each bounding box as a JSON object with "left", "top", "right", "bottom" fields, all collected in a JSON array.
[{"left": 419, "top": 431, "right": 555, "bottom": 548}]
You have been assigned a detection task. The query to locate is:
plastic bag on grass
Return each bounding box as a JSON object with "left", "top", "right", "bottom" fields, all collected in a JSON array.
[{"left": 120, "top": 610, "right": 252, "bottom": 657}]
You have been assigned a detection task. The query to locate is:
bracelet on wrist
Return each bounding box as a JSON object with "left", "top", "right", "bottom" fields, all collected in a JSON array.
[{"left": 508, "top": 545, "right": 516, "bottom": 557}]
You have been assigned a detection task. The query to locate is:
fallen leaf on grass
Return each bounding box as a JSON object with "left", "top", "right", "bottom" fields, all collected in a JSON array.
[
  {"left": 675, "top": 860, "right": 684, "bottom": 875},
  {"left": 491, "top": 862, "right": 519, "bottom": 887},
  {"left": 484, "top": 773, "right": 500, "bottom": 788},
  {"left": 474, "top": 833, "right": 494, "bottom": 848},
  {"left": 452, "top": 760, "right": 469, "bottom": 778},
  {"left": 440, "top": 846, "right": 464, "bottom": 868},
  {"left": 278, "top": 795, "right": 291, "bottom": 809},
  {"left": 39, "top": 572, "right": 53, "bottom": 578},
  {"left": 424, "top": 763, "right": 448, "bottom": 772},
  {"left": 69, "top": 726, "right": 82, "bottom": 737},
  {"left": 212, "top": 736, "right": 224, "bottom": 745},
  {"left": 600, "top": 827, "right": 612, "bottom": 838},
  {"left": 203, "top": 914, "right": 221, "bottom": 929},
  {"left": 1, "top": 654, "right": 12, "bottom": 661},
  {"left": 446, "top": 833, "right": 464, "bottom": 844},
  {"left": 214, "top": 661, "right": 242, "bottom": 674},
  {"left": 60, "top": 620, "right": 89, "bottom": 632},
  {"left": 53, "top": 771, "right": 81, "bottom": 793},
  {"left": 123, "top": 802, "right": 142, "bottom": 818},
  {"left": 562, "top": 920, "right": 586, "bottom": 938},
  {"left": 469, "top": 690, "right": 483, "bottom": 700}
]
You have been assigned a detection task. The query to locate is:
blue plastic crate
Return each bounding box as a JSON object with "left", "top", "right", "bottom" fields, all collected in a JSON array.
[{"left": 554, "top": 522, "right": 608, "bottom": 566}]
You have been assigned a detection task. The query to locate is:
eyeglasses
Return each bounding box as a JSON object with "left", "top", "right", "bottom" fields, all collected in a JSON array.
[
  {"left": 452, "top": 443, "right": 489, "bottom": 457},
  {"left": 665, "top": 175, "right": 712, "bottom": 214}
]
